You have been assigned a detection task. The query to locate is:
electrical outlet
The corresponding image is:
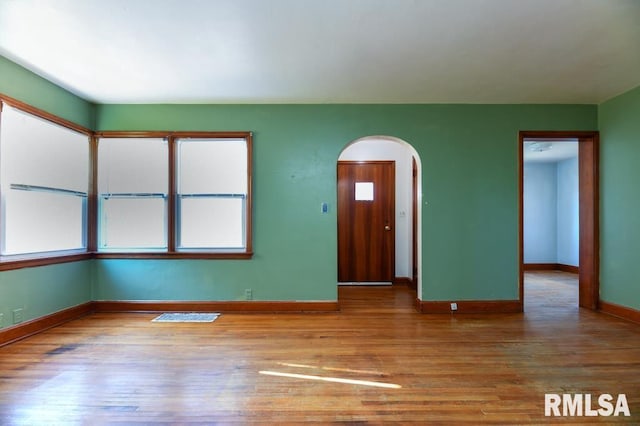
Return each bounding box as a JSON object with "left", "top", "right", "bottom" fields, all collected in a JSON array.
[
  {"left": 13, "top": 308, "right": 24, "bottom": 324},
  {"left": 450, "top": 302, "right": 458, "bottom": 311},
  {"left": 244, "top": 289, "right": 253, "bottom": 301},
  {"left": 0, "top": 313, "right": 4, "bottom": 326}
]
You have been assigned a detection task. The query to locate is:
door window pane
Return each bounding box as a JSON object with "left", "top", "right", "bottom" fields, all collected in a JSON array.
[{"left": 355, "top": 182, "right": 374, "bottom": 201}]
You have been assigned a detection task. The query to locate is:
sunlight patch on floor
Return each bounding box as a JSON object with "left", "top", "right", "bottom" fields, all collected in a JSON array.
[{"left": 259, "top": 370, "right": 402, "bottom": 389}]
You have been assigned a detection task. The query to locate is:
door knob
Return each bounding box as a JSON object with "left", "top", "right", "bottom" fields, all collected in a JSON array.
[{"left": 384, "top": 225, "right": 392, "bottom": 231}]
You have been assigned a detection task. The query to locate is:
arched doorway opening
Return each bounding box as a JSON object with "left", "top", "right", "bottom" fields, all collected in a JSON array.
[{"left": 337, "top": 136, "right": 423, "bottom": 303}]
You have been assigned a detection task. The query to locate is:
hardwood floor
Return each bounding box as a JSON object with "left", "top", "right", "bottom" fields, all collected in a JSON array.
[
  {"left": 0, "top": 282, "right": 638, "bottom": 424},
  {"left": 524, "top": 270, "right": 578, "bottom": 312}
]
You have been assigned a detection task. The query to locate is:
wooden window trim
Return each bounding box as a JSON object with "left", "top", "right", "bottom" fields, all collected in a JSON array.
[
  {"left": 96, "top": 131, "right": 253, "bottom": 258},
  {"left": 0, "top": 252, "right": 93, "bottom": 271},
  {"left": 0, "top": 95, "right": 93, "bottom": 270},
  {"left": 93, "top": 252, "right": 253, "bottom": 260},
  {"left": 0, "top": 94, "right": 92, "bottom": 135},
  {"left": 0, "top": 95, "right": 254, "bottom": 270}
]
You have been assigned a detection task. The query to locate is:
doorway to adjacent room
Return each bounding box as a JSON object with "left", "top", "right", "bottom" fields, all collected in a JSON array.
[
  {"left": 519, "top": 131, "right": 599, "bottom": 311},
  {"left": 337, "top": 136, "right": 422, "bottom": 307}
]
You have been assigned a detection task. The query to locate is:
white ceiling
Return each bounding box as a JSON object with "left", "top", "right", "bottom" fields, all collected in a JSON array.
[
  {"left": 1, "top": 0, "right": 639, "bottom": 104},
  {"left": 523, "top": 140, "right": 578, "bottom": 163}
]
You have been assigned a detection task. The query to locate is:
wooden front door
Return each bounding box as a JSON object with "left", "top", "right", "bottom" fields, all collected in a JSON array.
[{"left": 337, "top": 161, "right": 395, "bottom": 282}]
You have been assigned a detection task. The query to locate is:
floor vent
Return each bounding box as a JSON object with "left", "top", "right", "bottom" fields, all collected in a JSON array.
[{"left": 152, "top": 313, "right": 220, "bottom": 323}]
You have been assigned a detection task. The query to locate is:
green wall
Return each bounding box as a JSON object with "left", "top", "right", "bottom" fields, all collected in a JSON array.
[
  {"left": 0, "top": 56, "right": 95, "bottom": 128},
  {"left": 0, "top": 57, "right": 95, "bottom": 331},
  {"left": 0, "top": 261, "right": 93, "bottom": 328},
  {"left": 598, "top": 85, "right": 640, "bottom": 311},
  {"left": 94, "top": 103, "right": 597, "bottom": 302},
  {"left": 4, "top": 55, "right": 616, "bottom": 325}
]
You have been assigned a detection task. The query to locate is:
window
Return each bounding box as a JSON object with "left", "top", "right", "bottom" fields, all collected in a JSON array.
[
  {"left": 355, "top": 182, "right": 374, "bottom": 201},
  {"left": 177, "top": 138, "right": 248, "bottom": 251},
  {"left": 98, "top": 137, "right": 168, "bottom": 250},
  {"left": 0, "top": 96, "right": 252, "bottom": 267},
  {"left": 0, "top": 104, "right": 89, "bottom": 257},
  {"left": 96, "top": 132, "right": 252, "bottom": 257}
]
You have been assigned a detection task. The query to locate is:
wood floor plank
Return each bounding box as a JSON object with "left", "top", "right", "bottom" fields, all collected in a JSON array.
[{"left": 0, "top": 274, "right": 638, "bottom": 423}]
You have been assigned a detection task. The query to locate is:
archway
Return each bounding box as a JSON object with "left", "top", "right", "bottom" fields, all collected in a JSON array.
[{"left": 337, "top": 136, "right": 423, "bottom": 301}]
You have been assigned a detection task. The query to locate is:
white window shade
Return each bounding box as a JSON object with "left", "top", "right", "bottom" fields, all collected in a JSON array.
[
  {"left": 98, "top": 138, "right": 167, "bottom": 194},
  {"left": 100, "top": 198, "right": 166, "bottom": 249},
  {"left": 3, "top": 191, "right": 85, "bottom": 254},
  {"left": 178, "top": 139, "right": 247, "bottom": 194},
  {"left": 97, "top": 138, "right": 168, "bottom": 250},
  {"left": 1, "top": 106, "right": 88, "bottom": 192},
  {"left": 180, "top": 198, "right": 244, "bottom": 248},
  {"left": 176, "top": 138, "right": 248, "bottom": 250},
  {"left": 1, "top": 105, "right": 88, "bottom": 255}
]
